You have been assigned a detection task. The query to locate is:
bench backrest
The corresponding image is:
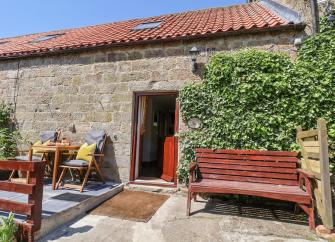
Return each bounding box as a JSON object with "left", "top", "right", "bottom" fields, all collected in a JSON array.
[{"left": 195, "top": 148, "right": 299, "bottom": 186}]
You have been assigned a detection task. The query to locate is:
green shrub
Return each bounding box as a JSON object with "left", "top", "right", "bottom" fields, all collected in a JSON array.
[
  {"left": 0, "top": 213, "right": 17, "bottom": 242},
  {"left": 178, "top": 21, "right": 335, "bottom": 183},
  {"left": 0, "top": 102, "right": 18, "bottom": 159}
]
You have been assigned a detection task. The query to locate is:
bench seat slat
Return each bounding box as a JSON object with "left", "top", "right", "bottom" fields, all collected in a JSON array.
[
  {"left": 199, "top": 168, "right": 298, "bottom": 180},
  {"left": 198, "top": 163, "right": 297, "bottom": 174},
  {"left": 197, "top": 158, "right": 296, "bottom": 168},
  {"left": 196, "top": 153, "right": 298, "bottom": 162},
  {"left": 0, "top": 198, "right": 33, "bottom": 216},
  {"left": 191, "top": 179, "right": 309, "bottom": 204},
  {"left": 201, "top": 174, "right": 299, "bottom": 186}
]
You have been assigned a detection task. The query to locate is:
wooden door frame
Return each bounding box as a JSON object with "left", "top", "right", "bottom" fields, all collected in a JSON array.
[{"left": 130, "top": 91, "right": 179, "bottom": 186}]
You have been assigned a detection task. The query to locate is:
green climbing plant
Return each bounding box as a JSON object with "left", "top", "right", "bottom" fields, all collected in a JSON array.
[
  {"left": 178, "top": 15, "right": 335, "bottom": 183},
  {"left": 0, "top": 102, "right": 19, "bottom": 159}
]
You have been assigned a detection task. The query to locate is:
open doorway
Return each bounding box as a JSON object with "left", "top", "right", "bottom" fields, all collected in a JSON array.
[{"left": 131, "top": 92, "right": 178, "bottom": 186}]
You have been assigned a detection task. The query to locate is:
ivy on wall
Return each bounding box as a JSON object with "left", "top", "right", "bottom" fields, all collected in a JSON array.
[{"left": 178, "top": 17, "right": 335, "bottom": 183}]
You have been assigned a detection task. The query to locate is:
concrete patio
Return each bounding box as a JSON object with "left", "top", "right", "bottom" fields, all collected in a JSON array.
[
  {"left": 0, "top": 180, "right": 123, "bottom": 240},
  {"left": 39, "top": 192, "right": 323, "bottom": 242}
]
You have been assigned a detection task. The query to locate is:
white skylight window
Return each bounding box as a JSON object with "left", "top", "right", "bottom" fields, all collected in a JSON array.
[
  {"left": 29, "top": 33, "right": 64, "bottom": 43},
  {"left": 0, "top": 41, "right": 10, "bottom": 45},
  {"left": 133, "top": 21, "right": 162, "bottom": 30}
]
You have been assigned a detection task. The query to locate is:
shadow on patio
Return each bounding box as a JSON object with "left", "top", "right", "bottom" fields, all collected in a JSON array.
[{"left": 192, "top": 198, "right": 308, "bottom": 226}]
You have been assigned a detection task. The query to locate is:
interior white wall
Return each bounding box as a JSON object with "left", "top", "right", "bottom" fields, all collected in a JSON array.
[{"left": 141, "top": 95, "right": 176, "bottom": 163}]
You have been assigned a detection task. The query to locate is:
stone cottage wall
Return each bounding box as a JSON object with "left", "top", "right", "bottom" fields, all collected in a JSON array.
[
  {"left": 0, "top": 29, "right": 302, "bottom": 182},
  {"left": 275, "top": 0, "right": 335, "bottom": 35}
]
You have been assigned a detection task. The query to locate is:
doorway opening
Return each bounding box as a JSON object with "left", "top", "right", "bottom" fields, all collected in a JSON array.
[{"left": 131, "top": 92, "right": 178, "bottom": 186}]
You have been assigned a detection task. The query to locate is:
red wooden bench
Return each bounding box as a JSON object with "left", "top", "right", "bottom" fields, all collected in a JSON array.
[
  {"left": 187, "top": 149, "right": 315, "bottom": 229},
  {"left": 0, "top": 160, "right": 45, "bottom": 241}
]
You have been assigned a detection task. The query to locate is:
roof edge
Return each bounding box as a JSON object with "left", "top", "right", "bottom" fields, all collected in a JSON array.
[
  {"left": 260, "top": 0, "right": 301, "bottom": 24},
  {"left": 0, "top": 23, "right": 306, "bottom": 61}
]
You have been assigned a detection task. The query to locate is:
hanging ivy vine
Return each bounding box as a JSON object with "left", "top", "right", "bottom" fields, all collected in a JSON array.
[{"left": 178, "top": 16, "right": 335, "bottom": 183}]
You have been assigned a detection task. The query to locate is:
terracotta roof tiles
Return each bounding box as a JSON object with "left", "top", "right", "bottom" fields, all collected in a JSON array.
[{"left": 0, "top": 2, "right": 294, "bottom": 59}]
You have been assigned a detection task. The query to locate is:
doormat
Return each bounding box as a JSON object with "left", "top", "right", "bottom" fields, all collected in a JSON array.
[
  {"left": 90, "top": 190, "right": 169, "bottom": 222},
  {"left": 51, "top": 193, "right": 93, "bottom": 202}
]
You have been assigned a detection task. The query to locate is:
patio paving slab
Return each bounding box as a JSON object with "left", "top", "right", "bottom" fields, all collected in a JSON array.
[
  {"left": 39, "top": 192, "right": 324, "bottom": 242},
  {"left": 0, "top": 180, "right": 123, "bottom": 240}
]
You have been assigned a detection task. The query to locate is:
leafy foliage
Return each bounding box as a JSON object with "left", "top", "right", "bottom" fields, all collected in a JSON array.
[
  {"left": 178, "top": 20, "right": 335, "bottom": 183},
  {"left": 0, "top": 213, "right": 17, "bottom": 242},
  {"left": 0, "top": 103, "right": 18, "bottom": 159}
]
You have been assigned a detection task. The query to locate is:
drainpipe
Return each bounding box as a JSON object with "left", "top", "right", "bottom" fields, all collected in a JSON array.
[{"left": 310, "top": 0, "right": 320, "bottom": 34}]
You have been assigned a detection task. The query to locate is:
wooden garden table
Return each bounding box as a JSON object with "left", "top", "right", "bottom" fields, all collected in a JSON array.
[{"left": 29, "top": 144, "right": 81, "bottom": 190}]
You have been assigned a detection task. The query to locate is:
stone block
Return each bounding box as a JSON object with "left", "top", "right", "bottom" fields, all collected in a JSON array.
[
  {"left": 78, "top": 84, "right": 97, "bottom": 94},
  {"left": 151, "top": 71, "right": 168, "bottom": 82},
  {"left": 165, "top": 47, "right": 185, "bottom": 56},
  {"left": 108, "top": 52, "right": 128, "bottom": 62},
  {"left": 93, "top": 62, "right": 117, "bottom": 74},
  {"left": 94, "top": 54, "right": 107, "bottom": 63},
  {"left": 120, "top": 71, "right": 151, "bottom": 83},
  {"left": 117, "top": 167, "right": 130, "bottom": 182},
  {"left": 127, "top": 51, "right": 144, "bottom": 60},
  {"left": 168, "top": 69, "right": 194, "bottom": 81},
  {"left": 78, "top": 56, "right": 94, "bottom": 65},
  {"left": 144, "top": 49, "right": 165, "bottom": 59},
  {"left": 116, "top": 62, "right": 132, "bottom": 73}
]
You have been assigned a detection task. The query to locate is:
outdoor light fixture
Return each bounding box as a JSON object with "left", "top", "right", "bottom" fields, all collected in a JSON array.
[
  {"left": 326, "top": 2, "right": 335, "bottom": 25},
  {"left": 328, "top": 14, "right": 335, "bottom": 25},
  {"left": 187, "top": 118, "right": 202, "bottom": 129},
  {"left": 189, "top": 47, "right": 200, "bottom": 72}
]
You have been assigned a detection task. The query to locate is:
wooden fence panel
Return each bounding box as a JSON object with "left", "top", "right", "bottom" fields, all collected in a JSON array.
[{"left": 296, "top": 118, "right": 333, "bottom": 229}]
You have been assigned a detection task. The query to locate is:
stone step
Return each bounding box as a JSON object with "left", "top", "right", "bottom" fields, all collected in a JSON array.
[{"left": 125, "top": 183, "right": 178, "bottom": 195}]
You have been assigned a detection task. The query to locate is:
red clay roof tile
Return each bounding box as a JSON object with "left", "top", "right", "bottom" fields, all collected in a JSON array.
[{"left": 0, "top": 2, "right": 292, "bottom": 59}]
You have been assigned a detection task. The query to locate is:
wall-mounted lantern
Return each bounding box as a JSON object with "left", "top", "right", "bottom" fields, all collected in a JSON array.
[
  {"left": 187, "top": 118, "right": 202, "bottom": 130},
  {"left": 328, "top": 14, "right": 335, "bottom": 25},
  {"left": 189, "top": 47, "right": 200, "bottom": 73},
  {"left": 327, "top": 3, "right": 335, "bottom": 26}
]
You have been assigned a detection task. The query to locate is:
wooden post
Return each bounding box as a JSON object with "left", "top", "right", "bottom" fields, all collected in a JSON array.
[
  {"left": 317, "top": 118, "right": 333, "bottom": 229},
  {"left": 27, "top": 161, "right": 44, "bottom": 241}
]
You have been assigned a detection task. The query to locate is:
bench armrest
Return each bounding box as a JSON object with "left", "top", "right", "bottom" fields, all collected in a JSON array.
[
  {"left": 189, "top": 162, "right": 198, "bottom": 185},
  {"left": 189, "top": 162, "right": 197, "bottom": 172},
  {"left": 297, "top": 169, "right": 314, "bottom": 197},
  {"left": 297, "top": 169, "right": 315, "bottom": 179}
]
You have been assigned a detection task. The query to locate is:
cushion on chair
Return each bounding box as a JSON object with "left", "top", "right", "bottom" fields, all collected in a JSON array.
[
  {"left": 40, "top": 132, "right": 57, "bottom": 143},
  {"left": 15, "top": 155, "right": 41, "bottom": 161},
  {"left": 76, "top": 143, "right": 96, "bottom": 162},
  {"left": 32, "top": 140, "right": 51, "bottom": 156},
  {"left": 84, "top": 130, "right": 105, "bottom": 153},
  {"left": 63, "top": 159, "right": 89, "bottom": 167}
]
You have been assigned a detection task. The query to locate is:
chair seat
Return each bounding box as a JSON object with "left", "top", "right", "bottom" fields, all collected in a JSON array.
[
  {"left": 62, "top": 159, "right": 89, "bottom": 167},
  {"left": 15, "top": 155, "right": 41, "bottom": 161},
  {"left": 191, "top": 179, "right": 310, "bottom": 204}
]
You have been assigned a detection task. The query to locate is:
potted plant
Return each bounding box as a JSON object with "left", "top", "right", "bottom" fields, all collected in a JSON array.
[{"left": 0, "top": 213, "right": 17, "bottom": 242}]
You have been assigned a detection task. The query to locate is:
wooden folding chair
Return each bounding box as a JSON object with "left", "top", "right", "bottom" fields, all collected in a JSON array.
[
  {"left": 56, "top": 130, "right": 106, "bottom": 192},
  {"left": 10, "top": 131, "right": 61, "bottom": 183}
]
